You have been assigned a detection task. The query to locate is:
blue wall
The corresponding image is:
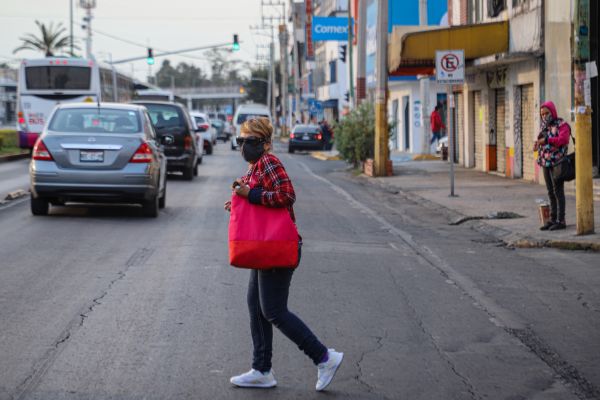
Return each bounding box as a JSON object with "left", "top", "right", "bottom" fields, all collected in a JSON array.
[{"left": 387, "top": 0, "right": 448, "bottom": 31}]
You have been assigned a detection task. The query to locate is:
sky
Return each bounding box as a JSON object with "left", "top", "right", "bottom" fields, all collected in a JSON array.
[{"left": 0, "top": 0, "right": 279, "bottom": 82}]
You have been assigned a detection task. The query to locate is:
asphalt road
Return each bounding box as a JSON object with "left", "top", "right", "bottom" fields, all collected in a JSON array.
[
  {"left": 0, "top": 158, "right": 29, "bottom": 200},
  {"left": 0, "top": 142, "right": 599, "bottom": 400}
]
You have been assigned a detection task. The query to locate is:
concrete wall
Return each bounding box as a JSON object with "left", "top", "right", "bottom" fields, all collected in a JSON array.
[
  {"left": 388, "top": 80, "right": 448, "bottom": 153},
  {"left": 544, "top": 0, "right": 573, "bottom": 120}
]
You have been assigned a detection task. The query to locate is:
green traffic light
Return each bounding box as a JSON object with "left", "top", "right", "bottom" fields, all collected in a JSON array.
[
  {"left": 233, "top": 34, "right": 239, "bottom": 51},
  {"left": 147, "top": 57, "right": 155, "bottom": 65}
]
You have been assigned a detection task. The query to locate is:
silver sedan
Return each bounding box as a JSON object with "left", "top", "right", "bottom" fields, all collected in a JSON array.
[{"left": 29, "top": 103, "right": 167, "bottom": 217}]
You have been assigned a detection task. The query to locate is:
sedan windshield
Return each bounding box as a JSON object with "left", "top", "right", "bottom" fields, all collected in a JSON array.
[{"left": 49, "top": 108, "right": 141, "bottom": 133}]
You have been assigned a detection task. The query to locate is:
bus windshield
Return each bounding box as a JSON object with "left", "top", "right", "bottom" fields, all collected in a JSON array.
[{"left": 25, "top": 66, "right": 91, "bottom": 90}]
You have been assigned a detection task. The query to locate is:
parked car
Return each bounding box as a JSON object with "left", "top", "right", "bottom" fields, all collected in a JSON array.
[
  {"left": 132, "top": 101, "right": 200, "bottom": 179},
  {"left": 211, "top": 119, "right": 228, "bottom": 141},
  {"left": 190, "top": 111, "right": 217, "bottom": 155},
  {"left": 231, "top": 103, "right": 271, "bottom": 150},
  {"left": 29, "top": 103, "right": 167, "bottom": 217},
  {"left": 288, "top": 124, "right": 325, "bottom": 153}
]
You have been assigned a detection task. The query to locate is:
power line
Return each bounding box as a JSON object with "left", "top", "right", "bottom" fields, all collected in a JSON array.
[{"left": 92, "top": 29, "right": 210, "bottom": 62}]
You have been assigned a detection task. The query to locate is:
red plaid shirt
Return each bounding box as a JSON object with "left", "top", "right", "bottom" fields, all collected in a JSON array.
[{"left": 241, "top": 153, "right": 296, "bottom": 222}]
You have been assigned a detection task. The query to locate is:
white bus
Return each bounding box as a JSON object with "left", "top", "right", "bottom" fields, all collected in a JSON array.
[{"left": 16, "top": 57, "right": 136, "bottom": 149}]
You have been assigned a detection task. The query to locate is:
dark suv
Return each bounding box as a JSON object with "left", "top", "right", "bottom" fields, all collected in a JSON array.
[{"left": 132, "top": 101, "right": 200, "bottom": 180}]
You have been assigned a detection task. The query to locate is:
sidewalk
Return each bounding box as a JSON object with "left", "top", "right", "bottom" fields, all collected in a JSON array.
[{"left": 363, "top": 152, "right": 600, "bottom": 251}]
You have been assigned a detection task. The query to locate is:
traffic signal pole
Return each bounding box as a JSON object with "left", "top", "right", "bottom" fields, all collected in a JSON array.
[
  {"left": 374, "top": 0, "right": 389, "bottom": 177},
  {"left": 109, "top": 42, "right": 235, "bottom": 65}
]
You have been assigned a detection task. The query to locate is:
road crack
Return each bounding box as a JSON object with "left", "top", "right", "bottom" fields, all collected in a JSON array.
[{"left": 12, "top": 247, "right": 154, "bottom": 400}]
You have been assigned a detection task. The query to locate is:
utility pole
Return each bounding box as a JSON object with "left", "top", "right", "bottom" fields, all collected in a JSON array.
[
  {"left": 80, "top": 0, "right": 96, "bottom": 60},
  {"left": 261, "top": 0, "right": 286, "bottom": 134},
  {"left": 356, "top": 0, "right": 367, "bottom": 105},
  {"left": 418, "top": 0, "right": 430, "bottom": 154},
  {"left": 279, "top": 24, "right": 289, "bottom": 135},
  {"left": 347, "top": 0, "right": 355, "bottom": 106},
  {"left": 293, "top": 26, "right": 302, "bottom": 123},
  {"left": 69, "top": 0, "right": 74, "bottom": 56},
  {"left": 573, "top": 0, "right": 595, "bottom": 234},
  {"left": 374, "top": 0, "right": 389, "bottom": 176}
]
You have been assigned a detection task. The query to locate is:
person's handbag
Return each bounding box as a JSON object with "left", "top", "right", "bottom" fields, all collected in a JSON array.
[
  {"left": 553, "top": 152, "right": 576, "bottom": 182},
  {"left": 228, "top": 194, "right": 300, "bottom": 269}
]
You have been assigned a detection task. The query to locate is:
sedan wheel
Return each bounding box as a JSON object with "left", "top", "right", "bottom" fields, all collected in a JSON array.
[
  {"left": 30, "top": 195, "right": 49, "bottom": 216},
  {"left": 143, "top": 195, "right": 159, "bottom": 217},
  {"left": 159, "top": 179, "right": 166, "bottom": 209},
  {"left": 183, "top": 165, "right": 194, "bottom": 181}
]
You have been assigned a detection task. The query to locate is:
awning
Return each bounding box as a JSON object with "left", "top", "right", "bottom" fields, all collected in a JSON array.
[{"left": 388, "top": 21, "right": 509, "bottom": 76}]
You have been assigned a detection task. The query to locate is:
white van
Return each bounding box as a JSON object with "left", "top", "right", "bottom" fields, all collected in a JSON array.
[{"left": 231, "top": 103, "right": 271, "bottom": 150}]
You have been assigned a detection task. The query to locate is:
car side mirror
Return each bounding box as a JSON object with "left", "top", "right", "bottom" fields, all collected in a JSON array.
[{"left": 161, "top": 135, "right": 175, "bottom": 145}]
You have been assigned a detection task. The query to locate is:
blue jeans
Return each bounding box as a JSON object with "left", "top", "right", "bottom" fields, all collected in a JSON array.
[
  {"left": 247, "top": 259, "right": 327, "bottom": 372},
  {"left": 430, "top": 131, "right": 442, "bottom": 145}
]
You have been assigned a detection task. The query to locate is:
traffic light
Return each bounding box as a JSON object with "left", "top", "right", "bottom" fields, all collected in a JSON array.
[
  {"left": 344, "top": 91, "right": 349, "bottom": 102},
  {"left": 146, "top": 48, "right": 154, "bottom": 65},
  {"left": 232, "top": 34, "right": 240, "bottom": 51},
  {"left": 239, "top": 86, "right": 245, "bottom": 94},
  {"left": 339, "top": 44, "right": 347, "bottom": 63}
]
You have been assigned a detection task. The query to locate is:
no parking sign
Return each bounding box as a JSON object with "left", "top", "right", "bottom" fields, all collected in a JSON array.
[{"left": 436, "top": 50, "right": 465, "bottom": 84}]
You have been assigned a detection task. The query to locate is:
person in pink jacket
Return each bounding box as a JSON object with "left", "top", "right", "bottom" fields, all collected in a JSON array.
[{"left": 533, "top": 101, "right": 571, "bottom": 230}]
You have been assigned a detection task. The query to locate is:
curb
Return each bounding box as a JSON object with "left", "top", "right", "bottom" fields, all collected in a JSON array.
[
  {"left": 0, "top": 152, "right": 29, "bottom": 164},
  {"left": 412, "top": 154, "right": 440, "bottom": 161},
  {"left": 0, "top": 152, "right": 30, "bottom": 163},
  {"left": 355, "top": 174, "right": 600, "bottom": 253},
  {"left": 311, "top": 151, "right": 341, "bottom": 161}
]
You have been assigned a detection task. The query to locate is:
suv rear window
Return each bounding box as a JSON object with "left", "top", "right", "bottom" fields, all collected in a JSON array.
[
  {"left": 142, "top": 104, "right": 185, "bottom": 130},
  {"left": 49, "top": 108, "right": 141, "bottom": 133}
]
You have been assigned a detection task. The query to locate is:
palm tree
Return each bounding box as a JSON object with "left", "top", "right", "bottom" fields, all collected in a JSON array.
[{"left": 13, "top": 20, "right": 78, "bottom": 57}]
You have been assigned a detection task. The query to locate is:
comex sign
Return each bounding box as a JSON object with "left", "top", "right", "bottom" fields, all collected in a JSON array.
[{"left": 312, "top": 17, "right": 353, "bottom": 41}]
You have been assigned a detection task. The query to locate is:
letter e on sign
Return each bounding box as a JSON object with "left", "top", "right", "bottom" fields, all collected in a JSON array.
[{"left": 436, "top": 50, "right": 465, "bottom": 84}]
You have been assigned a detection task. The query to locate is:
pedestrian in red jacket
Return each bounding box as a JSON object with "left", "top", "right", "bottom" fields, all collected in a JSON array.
[
  {"left": 224, "top": 117, "right": 344, "bottom": 391},
  {"left": 430, "top": 104, "right": 446, "bottom": 145}
]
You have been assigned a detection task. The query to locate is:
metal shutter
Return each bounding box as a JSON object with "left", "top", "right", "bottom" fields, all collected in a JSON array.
[
  {"left": 521, "top": 84, "right": 535, "bottom": 181},
  {"left": 473, "top": 91, "right": 484, "bottom": 169},
  {"left": 495, "top": 89, "right": 506, "bottom": 174},
  {"left": 456, "top": 92, "right": 464, "bottom": 165}
]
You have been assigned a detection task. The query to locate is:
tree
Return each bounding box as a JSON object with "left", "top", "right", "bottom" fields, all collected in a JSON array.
[
  {"left": 155, "top": 59, "right": 208, "bottom": 88},
  {"left": 13, "top": 20, "right": 77, "bottom": 57},
  {"left": 244, "top": 66, "right": 269, "bottom": 105},
  {"left": 204, "top": 48, "right": 248, "bottom": 84}
]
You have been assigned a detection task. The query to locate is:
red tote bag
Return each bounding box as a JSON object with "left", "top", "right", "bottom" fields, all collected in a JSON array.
[{"left": 228, "top": 194, "right": 299, "bottom": 269}]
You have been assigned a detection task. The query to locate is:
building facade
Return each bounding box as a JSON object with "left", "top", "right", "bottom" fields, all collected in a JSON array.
[{"left": 447, "top": 0, "right": 598, "bottom": 181}]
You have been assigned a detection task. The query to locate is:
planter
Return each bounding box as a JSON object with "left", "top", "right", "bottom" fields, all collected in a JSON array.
[{"left": 363, "top": 158, "right": 393, "bottom": 177}]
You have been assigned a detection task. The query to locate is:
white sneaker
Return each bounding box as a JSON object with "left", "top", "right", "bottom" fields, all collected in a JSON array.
[
  {"left": 230, "top": 369, "right": 277, "bottom": 388},
  {"left": 316, "top": 349, "right": 344, "bottom": 391}
]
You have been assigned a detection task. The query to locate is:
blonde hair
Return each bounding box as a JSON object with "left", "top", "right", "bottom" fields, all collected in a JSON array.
[{"left": 240, "top": 117, "right": 273, "bottom": 142}]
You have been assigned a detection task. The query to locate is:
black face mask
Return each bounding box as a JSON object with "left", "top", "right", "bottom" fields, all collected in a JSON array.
[{"left": 241, "top": 141, "right": 265, "bottom": 163}]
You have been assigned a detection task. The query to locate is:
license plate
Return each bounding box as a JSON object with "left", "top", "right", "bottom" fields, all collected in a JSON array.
[
  {"left": 303, "top": 135, "right": 310, "bottom": 140},
  {"left": 80, "top": 150, "right": 104, "bottom": 162}
]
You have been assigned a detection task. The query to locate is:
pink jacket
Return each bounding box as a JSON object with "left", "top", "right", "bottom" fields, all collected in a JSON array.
[
  {"left": 537, "top": 101, "right": 571, "bottom": 168},
  {"left": 542, "top": 101, "right": 570, "bottom": 147}
]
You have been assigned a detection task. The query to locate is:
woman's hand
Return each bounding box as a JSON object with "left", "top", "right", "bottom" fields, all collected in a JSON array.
[
  {"left": 224, "top": 200, "right": 231, "bottom": 212},
  {"left": 233, "top": 179, "right": 250, "bottom": 198}
]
